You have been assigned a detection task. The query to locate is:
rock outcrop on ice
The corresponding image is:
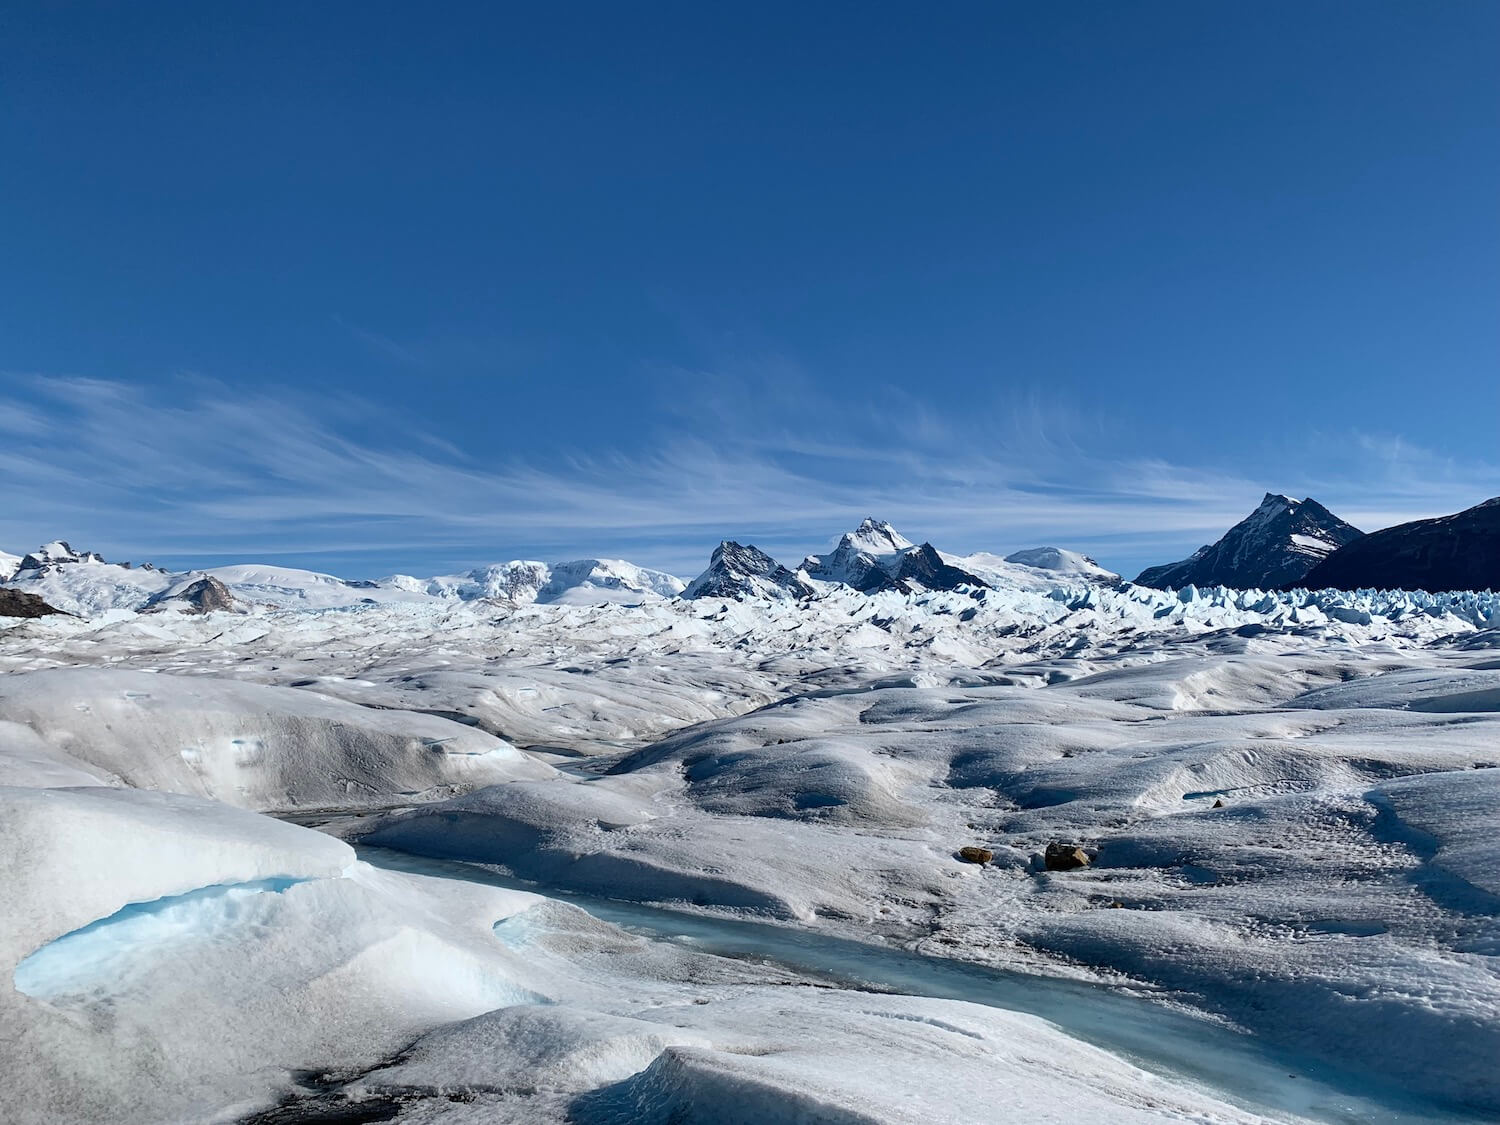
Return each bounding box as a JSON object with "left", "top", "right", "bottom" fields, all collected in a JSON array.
[
  {"left": 868, "top": 540, "right": 987, "bottom": 594},
  {"left": 1299, "top": 495, "right": 1500, "bottom": 593},
  {"left": 143, "top": 574, "right": 239, "bottom": 615},
  {"left": 0, "top": 588, "right": 64, "bottom": 619},
  {"left": 1135, "top": 493, "right": 1363, "bottom": 590},
  {"left": 683, "top": 541, "right": 814, "bottom": 600}
]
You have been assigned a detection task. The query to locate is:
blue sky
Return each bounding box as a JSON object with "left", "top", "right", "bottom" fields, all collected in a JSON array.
[{"left": 3, "top": 2, "right": 1497, "bottom": 580}]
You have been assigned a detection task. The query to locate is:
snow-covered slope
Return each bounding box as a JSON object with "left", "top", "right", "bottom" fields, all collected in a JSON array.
[
  {"left": 1004, "top": 546, "right": 1120, "bottom": 582},
  {"left": 0, "top": 543, "right": 431, "bottom": 616},
  {"left": 536, "top": 558, "right": 686, "bottom": 605},
  {"left": 384, "top": 560, "right": 552, "bottom": 602},
  {"left": 202, "top": 563, "right": 440, "bottom": 610},
  {"left": 0, "top": 550, "right": 21, "bottom": 582},
  {"left": 955, "top": 547, "right": 1121, "bottom": 591},
  {"left": 1136, "top": 494, "right": 1364, "bottom": 590},
  {"left": 385, "top": 558, "right": 684, "bottom": 606}
]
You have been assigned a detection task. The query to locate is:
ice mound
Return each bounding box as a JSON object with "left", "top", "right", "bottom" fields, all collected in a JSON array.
[
  {"left": 0, "top": 667, "right": 554, "bottom": 810},
  {"left": 0, "top": 785, "right": 548, "bottom": 1124},
  {"left": 569, "top": 991, "right": 1273, "bottom": 1125},
  {"left": 351, "top": 1004, "right": 714, "bottom": 1095}
]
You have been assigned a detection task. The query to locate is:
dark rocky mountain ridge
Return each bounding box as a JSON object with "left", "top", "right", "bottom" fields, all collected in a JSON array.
[
  {"left": 683, "top": 541, "right": 815, "bottom": 600},
  {"left": 1299, "top": 496, "right": 1500, "bottom": 593},
  {"left": 1136, "top": 494, "right": 1363, "bottom": 590}
]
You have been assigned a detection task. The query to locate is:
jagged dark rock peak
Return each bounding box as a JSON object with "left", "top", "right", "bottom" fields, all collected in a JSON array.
[
  {"left": 1298, "top": 496, "right": 1500, "bottom": 593},
  {"left": 1135, "top": 494, "right": 1363, "bottom": 590},
  {"left": 683, "top": 541, "right": 815, "bottom": 600},
  {"left": 0, "top": 588, "right": 65, "bottom": 618}
]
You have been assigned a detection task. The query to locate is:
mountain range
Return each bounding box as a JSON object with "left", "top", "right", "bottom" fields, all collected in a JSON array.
[
  {"left": 0, "top": 522, "right": 1120, "bottom": 619},
  {"left": 1134, "top": 493, "right": 1499, "bottom": 593},
  {"left": 4, "top": 494, "right": 1497, "bottom": 621}
]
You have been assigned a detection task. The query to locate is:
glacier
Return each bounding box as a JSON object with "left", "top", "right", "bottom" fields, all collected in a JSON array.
[{"left": 1, "top": 526, "right": 1498, "bottom": 1122}]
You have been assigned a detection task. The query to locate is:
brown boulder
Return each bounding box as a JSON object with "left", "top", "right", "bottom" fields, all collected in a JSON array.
[
  {"left": 1044, "top": 842, "right": 1090, "bottom": 871},
  {"left": 957, "top": 846, "right": 993, "bottom": 865}
]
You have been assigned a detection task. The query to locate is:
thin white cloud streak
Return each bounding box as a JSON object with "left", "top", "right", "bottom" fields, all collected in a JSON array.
[{"left": 0, "top": 373, "right": 1495, "bottom": 577}]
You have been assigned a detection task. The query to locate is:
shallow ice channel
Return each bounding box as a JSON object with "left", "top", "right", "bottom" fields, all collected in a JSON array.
[{"left": 363, "top": 847, "right": 1491, "bottom": 1125}]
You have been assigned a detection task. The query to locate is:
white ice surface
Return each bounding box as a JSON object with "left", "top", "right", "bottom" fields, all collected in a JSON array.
[{"left": 2, "top": 566, "right": 1499, "bottom": 1121}]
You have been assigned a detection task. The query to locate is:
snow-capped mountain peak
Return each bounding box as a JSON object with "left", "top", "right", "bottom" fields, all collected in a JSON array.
[
  {"left": 1135, "top": 494, "right": 1364, "bottom": 590},
  {"left": 847, "top": 517, "right": 914, "bottom": 554},
  {"left": 804, "top": 519, "right": 914, "bottom": 588},
  {"left": 803, "top": 519, "right": 985, "bottom": 594},
  {"left": 18, "top": 540, "right": 105, "bottom": 571}
]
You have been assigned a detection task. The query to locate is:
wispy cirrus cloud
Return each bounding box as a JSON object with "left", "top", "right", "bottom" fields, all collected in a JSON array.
[{"left": 1, "top": 371, "right": 1495, "bottom": 578}]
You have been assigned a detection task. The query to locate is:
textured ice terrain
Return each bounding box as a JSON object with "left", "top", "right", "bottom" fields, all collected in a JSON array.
[{"left": 1, "top": 566, "right": 1498, "bottom": 1122}]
